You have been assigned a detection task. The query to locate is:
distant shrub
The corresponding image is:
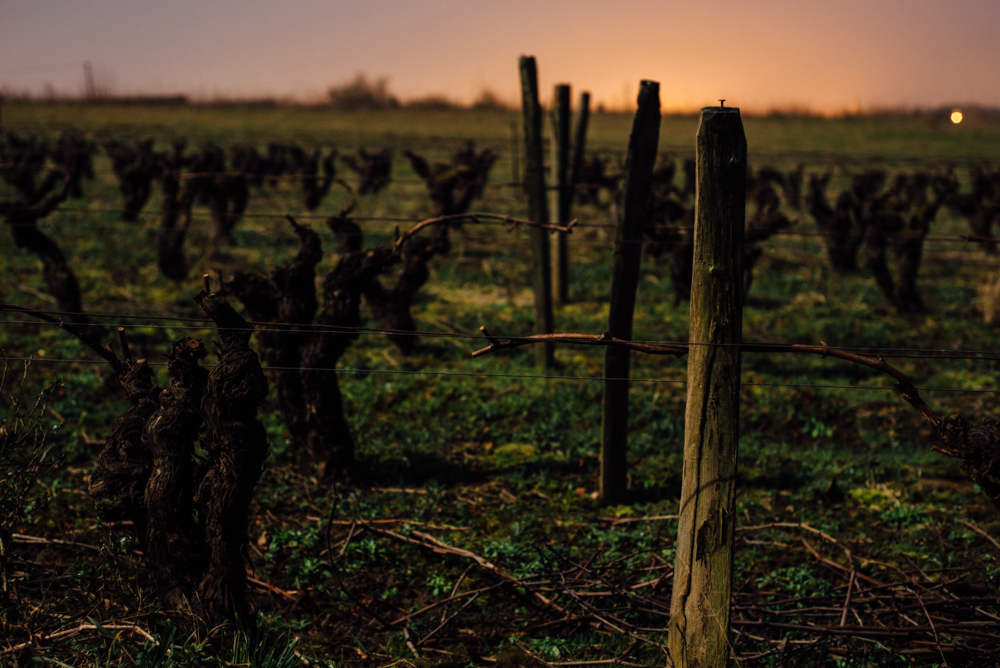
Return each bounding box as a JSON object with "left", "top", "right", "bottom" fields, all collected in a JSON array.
[
  {"left": 406, "top": 94, "right": 459, "bottom": 111},
  {"left": 327, "top": 73, "right": 399, "bottom": 111},
  {"left": 470, "top": 88, "right": 510, "bottom": 110}
]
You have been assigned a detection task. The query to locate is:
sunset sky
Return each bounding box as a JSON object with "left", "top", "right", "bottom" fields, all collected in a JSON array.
[{"left": 2, "top": 0, "right": 998, "bottom": 113}]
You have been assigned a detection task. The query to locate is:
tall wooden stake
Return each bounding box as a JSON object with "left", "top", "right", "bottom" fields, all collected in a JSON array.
[
  {"left": 599, "top": 81, "right": 660, "bottom": 504},
  {"left": 83, "top": 61, "right": 96, "bottom": 100},
  {"left": 509, "top": 121, "right": 520, "bottom": 184},
  {"left": 667, "top": 106, "right": 746, "bottom": 667},
  {"left": 569, "top": 91, "right": 591, "bottom": 201},
  {"left": 551, "top": 83, "right": 572, "bottom": 305},
  {"left": 519, "top": 56, "right": 555, "bottom": 369}
]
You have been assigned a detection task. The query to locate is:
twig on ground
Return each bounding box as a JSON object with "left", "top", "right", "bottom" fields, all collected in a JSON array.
[
  {"left": 403, "top": 626, "right": 420, "bottom": 659},
  {"left": 838, "top": 568, "right": 857, "bottom": 632},
  {"left": 912, "top": 587, "right": 949, "bottom": 668},
  {"left": 247, "top": 576, "right": 300, "bottom": 600},
  {"left": 958, "top": 520, "right": 1000, "bottom": 551},
  {"left": 512, "top": 640, "right": 556, "bottom": 668},
  {"left": 417, "top": 592, "right": 481, "bottom": 647},
  {"left": 740, "top": 522, "right": 855, "bottom": 568},
  {"left": 368, "top": 525, "right": 566, "bottom": 615},
  {"left": 391, "top": 584, "right": 506, "bottom": 625},
  {"left": 799, "top": 538, "right": 881, "bottom": 587},
  {"left": 12, "top": 533, "right": 100, "bottom": 552},
  {"left": 1, "top": 622, "right": 157, "bottom": 655}
]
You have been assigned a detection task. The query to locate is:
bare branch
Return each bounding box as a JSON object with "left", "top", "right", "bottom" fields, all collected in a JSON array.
[
  {"left": 395, "top": 213, "right": 576, "bottom": 253},
  {"left": 743, "top": 342, "right": 940, "bottom": 429},
  {"left": 472, "top": 326, "right": 687, "bottom": 359},
  {"left": 472, "top": 326, "right": 941, "bottom": 429},
  {"left": 0, "top": 301, "right": 122, "bottom": 374}
]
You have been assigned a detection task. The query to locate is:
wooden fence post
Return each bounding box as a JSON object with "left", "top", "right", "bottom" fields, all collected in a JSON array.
[
  {"left": 599, "top": 81, "right": 660, "bottom": 504},
  {"left": 667, "top": 105, "right": 746, "bottom": 667},
  {"left": 551, "top": 83, "right": 572, "bottom": 305},
  {"left": 83, "top": 61, "right": 96, "bottom": 100},
  {"left": 569, "top": 91, "right": 591, "bottom": 203},
  {"left": 510, "top": 121, "right": 520, "bottom": 184},
  {"left": 519, "top": 56, "right": 555, "bottom": 369}
]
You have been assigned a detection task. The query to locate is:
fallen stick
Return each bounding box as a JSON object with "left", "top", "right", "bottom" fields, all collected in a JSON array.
[{"left": 367, "top": 524, "right": 566, "bottom": 616}]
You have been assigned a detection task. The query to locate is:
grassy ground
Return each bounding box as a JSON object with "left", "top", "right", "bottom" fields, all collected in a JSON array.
[{"left": 2, "top": 103, "right": 1000, "bottom": 666}]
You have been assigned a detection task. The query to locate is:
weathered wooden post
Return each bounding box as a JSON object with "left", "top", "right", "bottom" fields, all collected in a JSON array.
[
  {"left": 510, "top": 121, "right": 520, "bottom": 184},
  {"left": 519, "top": 56, "right": 555, "bottom": 369},
  {"left": 83, "top": 61, "right": 96, "bottom": 100},
  {"left": 569, "top": 91, "right": 591, "bottom": 202},
  {"left": 667, "top": 105, "right": 746, "bottom": 667},
  {"left": 551, "top": 84, "right": 572, "bottom": 305},
  {"left": 599, "top": 81, "right": 660, "bottom": 504}
]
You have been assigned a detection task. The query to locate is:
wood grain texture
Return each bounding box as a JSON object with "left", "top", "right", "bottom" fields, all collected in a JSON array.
[{"left": 668, "top": 106, "right": 746, "bottom": 668}]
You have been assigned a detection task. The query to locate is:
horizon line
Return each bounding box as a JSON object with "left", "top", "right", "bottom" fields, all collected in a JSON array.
[{"left": 4, "top": 89, "right": 997, "bottom": 121}]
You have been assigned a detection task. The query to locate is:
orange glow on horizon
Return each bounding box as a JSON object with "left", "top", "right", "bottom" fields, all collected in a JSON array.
[{"left": 2, "top": 2, "right": 999, "bottom": 114}]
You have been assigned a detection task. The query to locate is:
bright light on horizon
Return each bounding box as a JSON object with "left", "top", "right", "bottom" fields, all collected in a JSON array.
[{"left": 951, "top": 109, "right": 964, "bottom": 124}]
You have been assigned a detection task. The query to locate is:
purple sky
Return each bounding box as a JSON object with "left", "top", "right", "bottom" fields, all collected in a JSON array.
[{"left": 2, "top": 0, "right": 998, "bottom": 112}]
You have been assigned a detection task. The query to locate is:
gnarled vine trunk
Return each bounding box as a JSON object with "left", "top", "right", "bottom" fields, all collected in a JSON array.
[{"left": 89, "top": 290, "right": 269, "bottom": 637}]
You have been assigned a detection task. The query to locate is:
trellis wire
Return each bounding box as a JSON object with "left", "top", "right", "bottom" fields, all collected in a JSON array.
[
  {"left": 4, "top": 307, "right": 1000, "bottom": 360},
  {"left": 4, "top": 354, "right": 999, "bottom": 396},
  {"left": 5, "top": 205, "right": 997, "bottom": 254}
]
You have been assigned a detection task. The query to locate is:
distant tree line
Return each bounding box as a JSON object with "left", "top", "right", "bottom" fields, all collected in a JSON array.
[{"left": 326, "top": 73, "right": 510, "bottom": 111}]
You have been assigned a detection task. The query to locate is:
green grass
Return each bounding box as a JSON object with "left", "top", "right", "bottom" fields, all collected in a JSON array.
[{"left": 2, "top": 102, "right": 1000, "bottom": 666}]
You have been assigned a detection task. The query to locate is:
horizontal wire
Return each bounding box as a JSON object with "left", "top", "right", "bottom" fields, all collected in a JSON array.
[
  {"left": 19, "top": 206, "right": 523, "bottom": 225},
  {"left": 8, "top": 153, "right": 990, "bottom": 183},
  {"left": 2, "top": 191, "right": 983, "bottom": 232},
  {"left": 8, "top": 205, "right": 997, "bottom": 248},
  {"left": 6, "top": 230, "right": 990, "bottom": 258},
  {"left": 3, "top": 353, "right": 997, "bottom": 395},
  {"left": 0, "top": 354, "right": 684, "bottom": 384},
  {"left": 7, "top": 224, "right": 993, "bottom": 257},
  {"left": 3, "top": 312, "right": 1000, "bottom": 361},
  {"left": 3, "top": 304, "right": 999, "bottom": 355}
]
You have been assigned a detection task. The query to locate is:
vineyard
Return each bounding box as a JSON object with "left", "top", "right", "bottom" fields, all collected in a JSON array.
[{"left": 2, "top": 93, "right": 1000, "bottom": 668}]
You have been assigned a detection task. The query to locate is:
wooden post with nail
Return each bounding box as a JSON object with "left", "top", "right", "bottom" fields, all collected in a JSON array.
[
  {"left": 519, "top": 55, "right": 555, "bottom": 369},
  {"left": 551, "top": 83, "right": 572, "bottom": 305},
  {"left": 667, "top": 105, "right": 746, "bottom": 667},
  {"left": 599, "top": 80, "right": 660, "bottom": 504}
]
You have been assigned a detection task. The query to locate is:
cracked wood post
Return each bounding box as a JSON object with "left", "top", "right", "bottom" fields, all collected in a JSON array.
[
  {"left": 551, "top": 83, "right": 572, "bottom": 305},
  {"left": 519, "top": 56, "right": 555, "bottom": 368},
  {"left": 600, "top": 80, "right": 661, "bottom": 504},
  {"left": 667, "top": 105, "right": 746, "bottom": 668}
]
